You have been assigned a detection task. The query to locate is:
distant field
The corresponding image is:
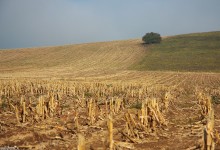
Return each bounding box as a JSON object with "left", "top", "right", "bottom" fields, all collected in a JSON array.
[
  {"left": 132, "top": 31, "right": 220, "bottom": 72},
  {"left": 0, "top": 31, "right": 220, "bottom": 78},
  {"left": 0, "top": 39, "right": 145, "bottom": 77}
]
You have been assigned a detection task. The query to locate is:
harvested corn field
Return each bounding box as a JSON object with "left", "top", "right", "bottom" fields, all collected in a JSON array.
[
  {"left": 0, "top": 74, "right": 220, "bottom": 149},
  {"left": 1, "top": 32, "right": 220, "bottom": 149}
]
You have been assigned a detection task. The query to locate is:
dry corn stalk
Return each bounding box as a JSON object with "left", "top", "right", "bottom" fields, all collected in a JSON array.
[
  {"left": 215, "top": 130, "right": 220, "bottom": 144},
  {"left": 123, "top": 97, "right": 168, "bottom": 143},
  {"left": 125, "top": 113, "right": 135, "bottom": 137},
  {"left": 22, "top": 101, "right": 26, "bottom": 123},
  {"left": 131, "top": 90, "right": 134, "bottom": 98},
  {"left": 36, "top": 96, "right": 45, "bottom": 119},
  {"left": 110, "top": 98, "right": 114, "bottom": 114},
  {"left": 48, "top": 95, "right": 55, "bottom": 117},
  {"left": 140, "top": 99, "right": 148, "bottom": 126},
  {"left": 44, "top": 105, "right": 49, "bottom": 119},
  {"left": 77, "top": 133, "right": 86, "bottom": 150},
  {"left": 142, "top": 98, "right": 166, "bottom": 129},
  {"left": 198, "top": 93, "right": 216, "bottom": 150},
  {"left": 74, "top": 112, "right": 79, "bottom": 131},
  {"left": 15, "top": 106, "right": 20, "bottom": 123},
  {"left": 108, "top": 115, "right": 114, "bottom": 150},
  {"left": 138, "top": 89, "right": 142, "bottom": 99},
  {"left": 203, "top": 107, "right": 215, "bottom": 150},
  {"left": 114, "top": 98, "right": 122, "bottom": 113},
  {"left": 197, "top": 93, "right": 212, "bottom": 118},
  {"left": 88, "top": 98, "right": 95, "bottom": 125},
  {"left": 20, "top": 96, "right": 24, "bottom": 106}
]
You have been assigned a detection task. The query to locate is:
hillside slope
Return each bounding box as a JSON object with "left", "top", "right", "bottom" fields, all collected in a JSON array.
[
  {"left": 0, "top": 31, "right": 220, "bottom": 78},
  {"left": 0, "top": 39, "right": 146, "bottom": 76},
  {"left": 132, "top": 31, "right": 220, "bottom": 72}
]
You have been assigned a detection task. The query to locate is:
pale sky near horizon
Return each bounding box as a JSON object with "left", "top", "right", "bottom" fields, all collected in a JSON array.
[{"left": 0, "top": 0, "right": 220, "bottom": 49}]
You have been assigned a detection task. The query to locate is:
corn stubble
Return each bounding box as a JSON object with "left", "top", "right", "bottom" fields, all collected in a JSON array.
[
  {"left": 0, "top": 79, "right": 219, "bottom": 149},
  {"left": 196, "top": 91, "right": 220, "bottom": 150}
]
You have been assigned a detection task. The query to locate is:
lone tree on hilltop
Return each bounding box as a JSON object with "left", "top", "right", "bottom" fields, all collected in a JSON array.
[{"left": 142, "top": 32, "right": 162, "bottom": 44}]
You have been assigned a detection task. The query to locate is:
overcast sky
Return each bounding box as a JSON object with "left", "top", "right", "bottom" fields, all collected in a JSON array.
[{"left": 0, "top": 0, "right": 220, "bottom": 49}]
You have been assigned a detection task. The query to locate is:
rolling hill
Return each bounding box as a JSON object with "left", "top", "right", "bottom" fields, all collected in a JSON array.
[
  {"left": 132, "top": 31, "right": 220, "bottom": 72},
  {"left": 0, "top": 31, "right": 220, "bottom": 78},
  {"left": 0, "top": 39, "right": 146, "bottom": 77}
]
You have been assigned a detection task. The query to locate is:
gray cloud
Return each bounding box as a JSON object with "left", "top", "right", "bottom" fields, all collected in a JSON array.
[{"left": 0, "top": 0, "right": 220, "bottom": 49}]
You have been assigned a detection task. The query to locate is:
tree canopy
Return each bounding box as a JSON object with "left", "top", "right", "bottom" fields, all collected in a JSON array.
[{"left": 142, "top": 32, "right": 161, "bottom": 44}]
